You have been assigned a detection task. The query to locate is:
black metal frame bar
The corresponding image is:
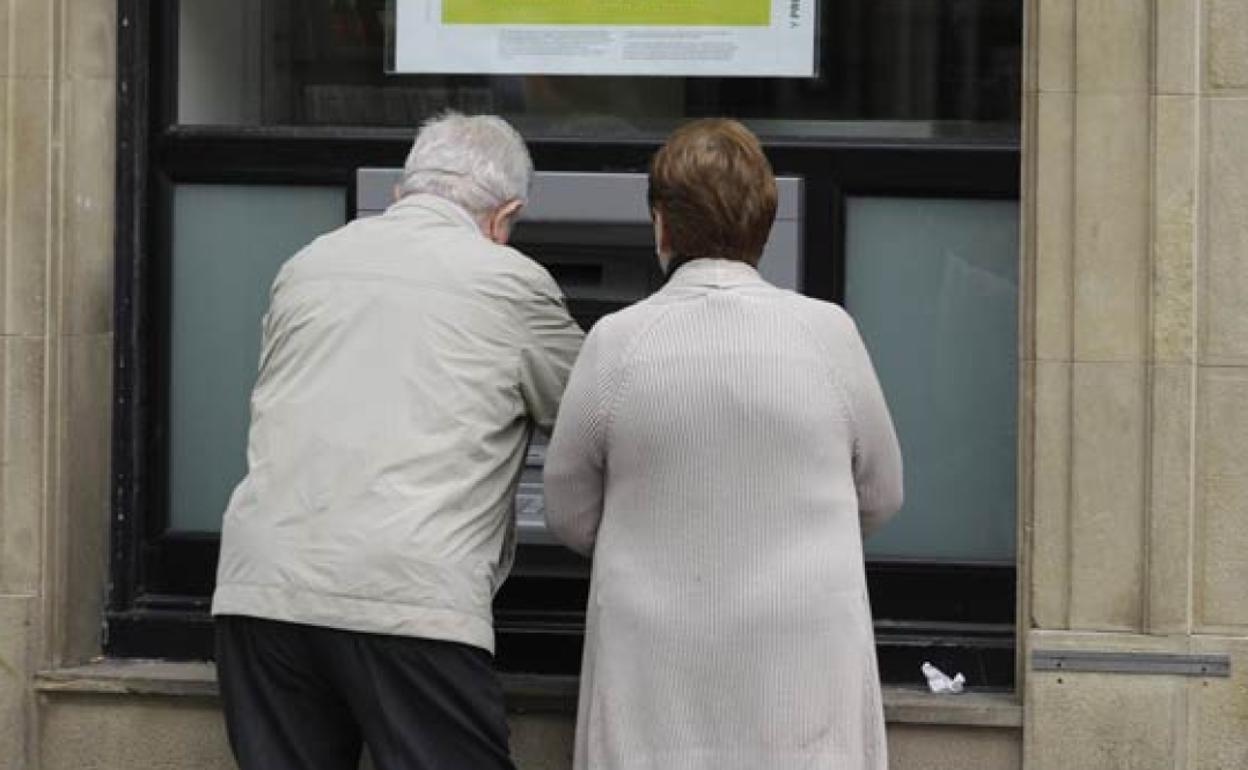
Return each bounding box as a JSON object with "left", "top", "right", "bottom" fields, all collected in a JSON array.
[{"left": 108, "top": 0, "right": 1022, "bottom": 687}]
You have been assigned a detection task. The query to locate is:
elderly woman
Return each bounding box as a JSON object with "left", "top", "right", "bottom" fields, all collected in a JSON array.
[{"left": 543, "top": 119, "right": 903, "bottom": 770}]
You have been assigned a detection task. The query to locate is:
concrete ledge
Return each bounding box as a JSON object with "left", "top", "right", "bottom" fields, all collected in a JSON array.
[
  {"left": 36, "top": 661, "right": 219, "bottom": 698},
  {"left": 882, "top": 687, "right": 1022, "bottom": 728},
  {"left": 36, "top": 661, "right": 1022, "bottom": 728}
]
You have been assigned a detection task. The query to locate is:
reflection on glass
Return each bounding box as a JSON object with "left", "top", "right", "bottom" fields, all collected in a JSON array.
[
  {"left": 845, "top": 197, "right": 1018, "bottom": 563},
  {"left": 168, "top": 184, "right": 347, "bottom": 532},
  {"left": 176, "top": 0, "right": 1021, "bottom": 137}
]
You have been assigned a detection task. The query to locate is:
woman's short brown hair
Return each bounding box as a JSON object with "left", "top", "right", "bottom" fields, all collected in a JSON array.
[{"left": 648, "top": 119, "right": 778, "bottom": 266}]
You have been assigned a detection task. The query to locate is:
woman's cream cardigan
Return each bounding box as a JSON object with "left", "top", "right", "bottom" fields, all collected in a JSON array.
[{"left": 545, "top": 258, "right": 904, "bottom": 770}]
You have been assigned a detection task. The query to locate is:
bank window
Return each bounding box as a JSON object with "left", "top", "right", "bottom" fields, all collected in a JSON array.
[
  {"left": 176, "top": 0, "right": 1019, "bottom": 134},
  {"left": 110, "top": 0, "right": 1022, "bottom": 687}
]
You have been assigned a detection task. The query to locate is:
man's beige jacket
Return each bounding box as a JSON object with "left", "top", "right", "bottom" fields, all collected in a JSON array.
[{"left": 212, "top": 194, "right": 584, "bottom": 652}]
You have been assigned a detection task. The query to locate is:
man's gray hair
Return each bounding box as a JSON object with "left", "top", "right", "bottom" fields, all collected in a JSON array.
[{"left": 399, "top": 113, "right": 533, "bottom": 217}]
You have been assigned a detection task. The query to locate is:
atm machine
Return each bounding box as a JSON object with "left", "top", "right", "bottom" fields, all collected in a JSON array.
[
  {"left": 356, "top": 168, "right": 805, "bottom": 670},
  {"left": 357, "top": 168, "right": 804, "bottom": 545}
]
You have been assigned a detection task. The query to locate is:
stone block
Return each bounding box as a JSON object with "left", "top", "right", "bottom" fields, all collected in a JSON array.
[
  {"left": 0, "top": 596, "right": 35, "bottom": 769},
  {"left": 0, "top": 77, "right": 8, "bottom": 280},
  {"left": 1069, "top": 363, "right": 1146, "bottom": 631},
  {"left": 0, "top": 3, "right": 9, "bottom": 78},
  {"left": 11, "top": 0, "right": 53, "bottom": 78},
  {"left": 1208, "top": 0, "right": 1248, "bottom": 90},
  {"left": 37, "top": 693, "right": 576, "bottom": 770},
  {"left": 67, "top": 0, "right": 117, "bottom": 80},
  {"left": 1190, "top": 636, "right": 1248, "bottom": 769},
  {"left": 1196, "top": 367, "right": 1248, "bottom": 631},
  {"left": 1028, "top": 628, "right": 1192, "bottom": 653},
  {"left": 1152, "top": 96, "right": 1199, "bottom": 363},
  {"left": 1146, "top": 364, "right": 1196, "bottom": 634},
  {"left": 1031, "top": 361, "right": 1071, "bottom": 630},
  {"left": 38, "top": 694, "right": 237, "bottom": 770},
  {"left": 888, "top": 724, "right": 1021, "bottom": 770},
  {"left": 5, "top": 77, "right": 52, "bottom": 336},
  {"left": 510, "top": 714, "right": 575, "bottom": 770},
  {"left": 1157, "top": 0, "right": 1201, "bottom": 94},
  {"left": 63, "top": 78, "right": 117, "bottom": 335},
  {"left": 1197, "top": 366, "right": 1248, "bottom": 479},
  {"left": 56, "top": 335, "right": 113, "bottom": 664},
  {"left": 1, "top": 337, "right": 45, "bottom": 595},
  {"left": 1203, "top": 98, "right": 1248, "bottom": 365},
  {"left": 1034, "top": 92, "right": 1074, "bottom": 362},
  {"left": 1026, "top": 669, "right": 1182, "bottom": 770},
  {"left": 1036, "top": 0, "right": 1074, "bottom": 93},
  {"left": 1072, "top": 94, "right": 1150, "bottom": 363},
  {"left": 1075, "top": 0, "right": 1151, "bottom": 93}
]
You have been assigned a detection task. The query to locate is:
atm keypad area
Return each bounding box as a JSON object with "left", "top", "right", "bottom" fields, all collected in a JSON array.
[{"left": 357, "top": 169, "right": 804, "bottom": 672}]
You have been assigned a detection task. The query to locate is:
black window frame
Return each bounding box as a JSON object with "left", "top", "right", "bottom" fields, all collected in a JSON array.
[{"left": 109, "top": 0, "right": 1021, "bottom": 688}]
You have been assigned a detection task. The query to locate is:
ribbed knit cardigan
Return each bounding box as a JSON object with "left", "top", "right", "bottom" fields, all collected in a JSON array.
[{"left": 543, "top": 259, "right": 904, "bottom": 770}]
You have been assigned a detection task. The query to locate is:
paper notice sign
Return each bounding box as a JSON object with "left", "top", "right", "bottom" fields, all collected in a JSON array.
[{"left": 393, "top": 0, "right": 818, "bottom": 77}]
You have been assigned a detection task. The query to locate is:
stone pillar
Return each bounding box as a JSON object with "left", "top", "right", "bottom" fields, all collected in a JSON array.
[
  {"left": 0, "top": 0, "right": 116, "bottom": 767},
  {"left": 1023, "top": 0, "right": 1248, "bottom": 766}
]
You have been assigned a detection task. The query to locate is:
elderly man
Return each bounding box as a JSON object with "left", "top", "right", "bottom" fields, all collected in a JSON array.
[{"left": 211, "top": 114, "right": 583, "bottom": 770}]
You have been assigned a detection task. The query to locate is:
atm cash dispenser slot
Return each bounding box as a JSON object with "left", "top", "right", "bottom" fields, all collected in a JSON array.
[
  {"left": 356, "top": 169, "right": 804, "bottom": 545},
  {"left": 509, "top": 221, "right": 662, "bottom": 329}
]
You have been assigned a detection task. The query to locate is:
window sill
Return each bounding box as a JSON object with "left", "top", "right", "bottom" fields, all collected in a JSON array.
[{"left": 36, "top": 661, "right": 1021, "bottom": 729}]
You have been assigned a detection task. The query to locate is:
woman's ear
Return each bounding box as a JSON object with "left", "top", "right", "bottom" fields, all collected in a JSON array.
[
  {"left": 653, "top": 210, "right": 670, "bottom": 256},
  {"left": 653, "top": 210, "right": 675, "bottom": 273}
]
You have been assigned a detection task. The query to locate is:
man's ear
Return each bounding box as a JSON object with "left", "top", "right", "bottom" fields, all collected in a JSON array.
[{"left": 488, "top": 199, "right": 524, "bottom": 244}]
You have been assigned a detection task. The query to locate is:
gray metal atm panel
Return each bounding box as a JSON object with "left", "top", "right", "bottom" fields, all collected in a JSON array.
[{"left": 356, "top": 168, "right": 804, "bottom": 291}]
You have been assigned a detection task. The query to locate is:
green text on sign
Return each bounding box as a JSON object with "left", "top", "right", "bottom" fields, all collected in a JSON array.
[{"left": 442, "top": 0, "right": 772, "bottom": 27}]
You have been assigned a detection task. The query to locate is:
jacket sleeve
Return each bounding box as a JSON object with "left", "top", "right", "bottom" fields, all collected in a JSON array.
[
  {"left": 517, "top": 272, "right": 585, "bottom": 434},
  {"left": 254, "top": 264, "right": 290, "bottom": 380},
  {"left": 542, "top": 326, "right": 609, "bottom": 557},
  {"left": 841, "top": 314, "right": 904, "bottom": 538}
]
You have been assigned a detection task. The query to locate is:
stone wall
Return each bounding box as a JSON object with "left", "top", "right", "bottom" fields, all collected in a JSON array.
[
  {"left": 2, "top": 0, "right": 116, "bottom": 767},
  {"left": 35, "top": 701, "right": 1021, "bottom": 770},
  {"left": 3, "top": 0, "right": 1248, "bottom": 768},
  {"left": 32, "top": 676, "right": 1020, "bottom": 770},
  {"left": 1022, "top": 0, "right": 1248, "bottom": 766}
]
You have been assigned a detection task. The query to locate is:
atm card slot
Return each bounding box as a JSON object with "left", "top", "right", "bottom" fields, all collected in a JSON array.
[{"left": 544, "top": 263, "right": 604, "bottom": 289}]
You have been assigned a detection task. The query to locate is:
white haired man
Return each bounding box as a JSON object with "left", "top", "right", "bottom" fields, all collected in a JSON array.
[{"left": 211, "top": 114, "right": 583, "bottom": 770}]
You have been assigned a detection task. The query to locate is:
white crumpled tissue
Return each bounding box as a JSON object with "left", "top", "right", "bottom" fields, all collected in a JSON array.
[{"left": 921, "top": 662, "right": 965, "bottom": 694}]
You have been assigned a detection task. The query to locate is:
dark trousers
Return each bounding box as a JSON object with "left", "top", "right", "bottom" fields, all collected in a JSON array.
[{"left": 215, "top": 616, "right": 516, "bottom": 770}]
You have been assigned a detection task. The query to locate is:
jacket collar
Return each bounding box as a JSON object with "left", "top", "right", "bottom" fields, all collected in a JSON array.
[
  {"left": 663, "top": 258, "right": 767, "bottom": 290},
  {"left": 387, "top": 193, "right": 482, "bottom": 232}
]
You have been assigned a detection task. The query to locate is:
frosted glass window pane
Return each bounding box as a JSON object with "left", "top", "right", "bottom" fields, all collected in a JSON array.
[
  {"left": 845, "top": 197, "right": 1018, "bottom": 562},
  {"left": 169, "top": 184, "right": 346, "bottom": 532}
]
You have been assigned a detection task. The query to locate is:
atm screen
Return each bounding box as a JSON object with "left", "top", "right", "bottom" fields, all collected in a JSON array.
[{"left": 510, "top": 221, "right": 662, "bottom": 330}]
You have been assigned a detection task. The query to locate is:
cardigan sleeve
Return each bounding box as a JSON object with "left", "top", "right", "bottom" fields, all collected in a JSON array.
[
  {"left": 841, "top": 315, "right": 905, "bottom": 537},
  {"left": 542, "top": 324, "right": 611, "bottom": 557}
]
